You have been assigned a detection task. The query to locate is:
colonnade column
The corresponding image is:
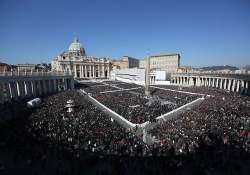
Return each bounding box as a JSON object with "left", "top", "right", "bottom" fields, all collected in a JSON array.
[
  {"left": 0, "top": 83, "right": 4, "bottom": 103},
  {"left": 196, "top": 77, "right": 200, "bottom": 86},
  {"left": 5, "top": 83, "right": 11, "bottom": 101},
  {"left": 227, "top": 79, "right": 232, "bottom": 91},
  {"left": 56, "top": 79, "right": 59, "bottom": 92},
  {"left": 25, "top": 81, "right": 32, "bottom": 97},
  {"left": 214, "top": 78, "right": 217, "bottom": 88},
  {"left": 236, "top": 80, "right": 240, "bottom": 92},
  {"left": 223, "top": 79, "right": 227, "bottom": 90},
  {"left": 43, "top": 80, "right": 48, "bottom": 95},
  {"left": 231, "top": 79, "right": 236, "bottom": 92},
  {"left": 189, "top": 77, "right": 194, "bottom": 86},
  {"left": 63, "top": 78, "right": 68, "bottom": 90},
  {"left": 10, "top": 82, "right": 18, "bottom": 99},
  {"left": 245, "top": 81, "right": 249, "bottom": 95},
  {"left": 31, "top": 81, "right": 37, "bottom": 97},
  {"left": 219, "top": 79, "right": 223, "bottom": 89},
  {"left": 49, "top": 80, "right": 54, "bottom": 93},
  {"left": 240, "top": 80, "right": 245, "bottom": 94},
  {"left": 17, "top": 81, "right": 25, "bottom": 98}
]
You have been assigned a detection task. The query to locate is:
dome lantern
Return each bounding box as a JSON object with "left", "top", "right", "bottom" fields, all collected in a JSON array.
[{"left": 68, "top": 37, "right": 86, "bottom": 56}]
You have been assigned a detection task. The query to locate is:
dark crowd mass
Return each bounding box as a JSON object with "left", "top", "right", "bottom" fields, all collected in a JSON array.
[
  {"left": 0, "top": 81, "right": 250, "bottom": 175},
  {"left": 90, "top": 83, "right": 199, "bottom": 124}
]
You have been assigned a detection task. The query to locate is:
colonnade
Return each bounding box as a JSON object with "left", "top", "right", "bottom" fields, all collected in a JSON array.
[
  {"left": 171, "top": 74, "right": 250, "bottom": 95},
  {"left": 73, "top": 64, "right": 110, "bottom": 79},
  {"left": 0, "top": 74, "right": 74, "bottom": 103}
]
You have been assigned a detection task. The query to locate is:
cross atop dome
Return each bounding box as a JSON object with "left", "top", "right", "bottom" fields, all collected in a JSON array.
[{"left": 73, "top": 37, "right": 79, "bottom": 43}]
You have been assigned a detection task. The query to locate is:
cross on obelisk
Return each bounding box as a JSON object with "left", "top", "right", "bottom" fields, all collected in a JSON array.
[{"left": 145, "top": 53, "right": 150, "bottom": 96}]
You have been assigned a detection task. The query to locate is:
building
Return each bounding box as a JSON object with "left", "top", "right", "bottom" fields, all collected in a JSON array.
[
  {"left": 111, "top": 68, "right": 171, "bottom": 85},
  {"left": 177, "top": 66, "right": 193, "bottom": 73},
  {"left": 0, "top": 62, "right": 11, "bottom": 72},
  {"left": 52, "top": 38, "right": 112, "bottom": 79},
  {"left": 13, "top": 63, "right": 51, "bottom": 72},
  {"left": 139, "top": 53, "right": 180, "bottom": 73},
  {"left": 112, "top": 56, "right": 139, "bottom": 70},
  {"left": 15, "top": 64, "right": 37, "bottom": 72}
]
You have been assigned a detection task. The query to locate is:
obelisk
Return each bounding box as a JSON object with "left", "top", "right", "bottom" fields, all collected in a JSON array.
[{"left": 145, "top": 54, "right": 150, "bottom": 96}]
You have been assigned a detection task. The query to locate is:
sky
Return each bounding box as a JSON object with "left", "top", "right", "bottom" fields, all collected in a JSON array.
[{"left": 0, "top": 0, "right": 250, "bottom": 67}]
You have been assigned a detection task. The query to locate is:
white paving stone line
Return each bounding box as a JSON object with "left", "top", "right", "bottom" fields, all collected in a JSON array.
[
  {"left": 100, "top": 87, "right": 142, "bottom": 94},
  {"left": 91, "top": 84, "right": 109, "bottom": 87},
  {"left": 79, "top": 89, "right": 136, "bottom": 129},
  {"left": 101, "top": 82, "right": 123, "bottom": 90},
  {"left": 151, "top": 85, "right": 211, "bottom": 97},
  {"left": 140, "top": 97, "right": 205, "bottom": 131}
]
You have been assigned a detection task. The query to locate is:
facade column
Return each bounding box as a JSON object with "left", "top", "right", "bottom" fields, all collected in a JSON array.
[
  {"left": 84, "top": 65, "right": 87, "bottom": 78},
  {"left": 107, "top": 64, "right": 110, "bottom": 78},
  {"left": 74, "top": 65, "right": 77, "bottom": 78},
  {"left": 90, "top": 65, "right": 92, "bottom": 78},
  {"left": 79, "top": 65, "right": 82, "bottom": 78},
  {"left": 102, "top": 64, "right": 105, "bottom": 77},
  {"left": 97, "top": 65, "right": 100, "bottom": 77},
  {"left": 70, "top": 78, "right": 74, "bottom": 89},
  {"left": 93, "top": 64, "right": 95, "bottom": 78}
]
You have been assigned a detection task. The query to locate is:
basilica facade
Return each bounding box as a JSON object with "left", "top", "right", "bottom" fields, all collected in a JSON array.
[{"left": 52, "top": 38, "right": 112, "bottom": 79}]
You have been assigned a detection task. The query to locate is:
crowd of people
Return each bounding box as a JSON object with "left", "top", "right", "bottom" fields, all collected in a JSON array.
[
  {"left": 0, "top": 81, "right": 250, "bottom": 174},
  {"left": 92, "top": 83, "right": 199, "bottom": 124}
]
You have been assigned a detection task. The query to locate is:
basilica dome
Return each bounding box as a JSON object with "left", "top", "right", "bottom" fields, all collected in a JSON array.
[{"left": 68, "top": 37, "right": 86, "bottom": 56}]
